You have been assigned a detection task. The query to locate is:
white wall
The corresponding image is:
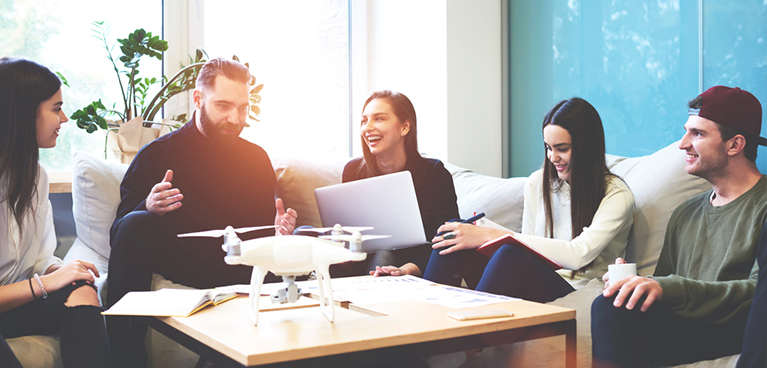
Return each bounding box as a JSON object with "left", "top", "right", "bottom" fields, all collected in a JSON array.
[
  {"left": 360, "top": 0, "right": 504, "bottom": 176},
  {"left": 446, "top": 0, "right": 503, "bottom": 177}
]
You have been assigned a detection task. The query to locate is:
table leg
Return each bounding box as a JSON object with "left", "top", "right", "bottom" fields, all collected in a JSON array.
[{"left": 565, "top": 319, "right": 577, "bottom": 368}]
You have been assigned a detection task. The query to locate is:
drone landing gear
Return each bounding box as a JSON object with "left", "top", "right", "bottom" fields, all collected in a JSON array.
[
  {"left": 315, "top": 265, "right": 335, "bottom": 323},
  {"left": 271, "top": 276, "right": 302, "bottom": 304}
]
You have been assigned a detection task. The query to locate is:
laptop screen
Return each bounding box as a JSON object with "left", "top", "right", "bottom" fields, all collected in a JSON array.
[{"left": 314, "top": 171, "right": 427, "bottom": 252}]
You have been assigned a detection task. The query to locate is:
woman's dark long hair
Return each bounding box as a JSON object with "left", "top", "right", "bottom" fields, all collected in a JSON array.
[
  {"left": 541, "top": 98, "right": 613, "bottom": 264},
  {"left": 0, "top": 58, "right": 62, "bottom": 231},
  {"left": 360, "top": 90, "right": 419, "bottom": 175}
]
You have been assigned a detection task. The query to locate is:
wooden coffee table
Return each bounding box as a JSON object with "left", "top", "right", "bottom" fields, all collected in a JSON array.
[{"left": 139, "top": 284, "right": 576, "bottom": 368}]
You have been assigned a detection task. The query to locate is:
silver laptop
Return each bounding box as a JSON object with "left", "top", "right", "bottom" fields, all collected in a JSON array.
[{"left": 314, "top": 171, "right": 427, "bottom": 252}]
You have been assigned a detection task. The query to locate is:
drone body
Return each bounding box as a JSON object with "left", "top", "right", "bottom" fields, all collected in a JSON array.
[
  {"left": 224, "top": 234, "right": 367, "bottom": 325},
  {"left": 179, "top": 225, "right": 387, "bottom": 325}
]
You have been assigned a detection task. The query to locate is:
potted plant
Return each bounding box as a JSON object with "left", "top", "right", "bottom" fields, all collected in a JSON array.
[{"left": 71, "top": 21, "right": 263, "bottom": 161}]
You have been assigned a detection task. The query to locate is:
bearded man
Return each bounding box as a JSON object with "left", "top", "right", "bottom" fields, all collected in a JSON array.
[{"left": 105, "top": 57, "right": 297, "bottom": 368}]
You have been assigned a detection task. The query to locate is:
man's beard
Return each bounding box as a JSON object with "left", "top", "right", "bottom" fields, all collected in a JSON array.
[
  {"left": 199, "top": 104, "right": 243, "bottom": 145},
  {"left": 685, "top": 148, "right": 727, "bottom": 179}
]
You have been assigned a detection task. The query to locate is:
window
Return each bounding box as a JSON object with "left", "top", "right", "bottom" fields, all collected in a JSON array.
[
  {"left": 201, "top": 0, "right": 350, "bottom": 158},
  {"left": 509, "top": 0, "right": 767, "bottom": 176},
  {"left": 0, "top": 0, "right": 163, "bottom": 170}
]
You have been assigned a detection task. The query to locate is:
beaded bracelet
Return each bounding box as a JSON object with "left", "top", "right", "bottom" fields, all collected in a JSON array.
[
  {"left": 33, "top": 273, "right": 48, "bottom": 299},
  {"left": 28, "top": 278, "right": 37, "bottom": 299}
]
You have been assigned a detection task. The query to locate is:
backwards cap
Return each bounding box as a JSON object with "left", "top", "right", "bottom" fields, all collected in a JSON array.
[{"left": 689, "top": 85, "right": 765, "bottom": 146}]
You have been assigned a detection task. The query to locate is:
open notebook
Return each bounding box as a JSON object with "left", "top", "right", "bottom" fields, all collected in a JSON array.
[
  {"left": 314, "top": 171, "right": 427, "bottom": 252},
  {"left": 102, "top": 288, "right": 238, "bottom": 317}
]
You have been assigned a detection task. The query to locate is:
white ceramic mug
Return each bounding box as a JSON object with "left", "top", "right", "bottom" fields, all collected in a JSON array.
[{"left": 608, "top": 263, "right": 637, "bottom": 284}]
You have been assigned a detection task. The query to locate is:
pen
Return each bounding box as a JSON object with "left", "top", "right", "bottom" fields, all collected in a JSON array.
[
  {"left": 463, "top": 212, "right": 486, "bottom": 224},
  {"left": 436, "top": 212, "right": 486, "bottom": 237}
]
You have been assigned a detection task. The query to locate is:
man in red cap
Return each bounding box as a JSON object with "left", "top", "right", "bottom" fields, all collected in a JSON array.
[{"left": 591, "top": 86, "right": 767, "bottom": 367}]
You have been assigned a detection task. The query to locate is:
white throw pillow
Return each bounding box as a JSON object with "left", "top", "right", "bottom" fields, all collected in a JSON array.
[
  {"left": 443, "top": 162, "right": 527, "bottom": 232},
  {"left": 72, "top": 151, "right": 129, "bottom": 259},
  {"left": 609, "top": 141, "right": 710, "bottom": 276}
]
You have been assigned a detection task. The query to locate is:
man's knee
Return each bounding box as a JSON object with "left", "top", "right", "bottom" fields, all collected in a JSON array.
[
  {"left": 113, "top": 211, "right": 155, "bottom": 234},
  {"left": 110, "top": 211, "right": 159, "bottom": 250},
  {"left": 592, "top": 294, "right": 619, "bottom": 322}
]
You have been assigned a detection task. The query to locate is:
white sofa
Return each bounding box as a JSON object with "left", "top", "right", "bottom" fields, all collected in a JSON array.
[{"left": 9, "top": 142, "right": 742, "bottom": 368}]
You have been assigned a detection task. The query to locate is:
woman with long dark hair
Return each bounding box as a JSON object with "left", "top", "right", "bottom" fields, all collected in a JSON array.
[
  {"left": 337, "top": 90, "right": 459, "bottom": 277},
  {"left": 423, "top": 97, "right": 634, "bottom": 303},
  {"left": 0, "top": 58, "right": 113, "bottom": 367}
]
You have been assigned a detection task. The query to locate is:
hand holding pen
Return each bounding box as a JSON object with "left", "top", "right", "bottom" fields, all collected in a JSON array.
[
  {"left": 432, "top": 212, "right": 511, "bottom": 255},
  {"left": 436, "top": 212, "right": 485, "bottom": 238}
]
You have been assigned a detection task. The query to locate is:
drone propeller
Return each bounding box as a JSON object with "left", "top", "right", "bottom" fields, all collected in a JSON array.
[
  {"left": 177, "top": 225, "right": 277, "bottom": 238},
  {"left": 319, "top": 234, "right": 391, "bottom": 242},
  {"left": 303, "top": 224, "right": 374, "bottom": 234}
]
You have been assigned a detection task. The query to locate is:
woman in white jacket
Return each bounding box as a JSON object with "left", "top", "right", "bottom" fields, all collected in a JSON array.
[
  {"left": 0, "top": 58, "right": 112, "bottom": 368},
  {"left": 424, "top": 97, "right": 634, "bottom": 303}
]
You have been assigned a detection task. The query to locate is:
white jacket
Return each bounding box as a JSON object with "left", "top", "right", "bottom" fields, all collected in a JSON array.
[{"left": 1, "top": 164, "right": 63, "bottom": 286}]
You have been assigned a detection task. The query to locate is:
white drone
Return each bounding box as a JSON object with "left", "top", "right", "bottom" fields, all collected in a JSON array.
[{"left": 177, "top": 224, "right": 389, "bottom": 325}]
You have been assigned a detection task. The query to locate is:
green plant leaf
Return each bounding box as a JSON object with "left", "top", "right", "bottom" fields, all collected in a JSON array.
[
  {"left": 55, "top": 71, "right": 69, "bottom": 87},
  {"left": 119, "top": 44, "right": 132, "bottom": 58},
  {"left": 134, "top": 28, "right": 146, "bottom": 42},
  {"left": 71, "top": 100, "right": 111, "bottom": 133}
]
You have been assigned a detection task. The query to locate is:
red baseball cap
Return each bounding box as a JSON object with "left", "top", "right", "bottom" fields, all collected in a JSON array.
[{"left": 689, "top": 86, "right": 766, "bottom": 146}]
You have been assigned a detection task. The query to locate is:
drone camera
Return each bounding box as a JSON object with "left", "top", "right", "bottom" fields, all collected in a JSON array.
[{"left": 271, "top": 276, "right": 302, "bottom": 304}]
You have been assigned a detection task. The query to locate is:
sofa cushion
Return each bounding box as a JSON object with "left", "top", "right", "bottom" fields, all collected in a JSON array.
[
  {"left": 272, "top": 156, "right": 347, "bottom": 228},
  {"left": 443, "top": 162, "right": 527, "bottom": 232},
  {"left": 72, "top": 151, "right": 129, "bottom": 260},
  {"left": 6, "top": 335, "right": 63, "bottom": 368},
  {"left": 608, "top": 141, "right": 710, "bottom": 276}
]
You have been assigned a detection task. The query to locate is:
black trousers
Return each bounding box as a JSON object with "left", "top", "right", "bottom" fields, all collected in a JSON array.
[
  {"left": 106, "top": 210, "right": 280, "bottom": 368},
  {"left": 591, "top": 293, "right": 748, "bottom": 368},
  {"left": 737, "top": 222, "right": 767, "bottom": 368},
  {"left": 0, "top": 281, "right": 112, "bottom": 368}
]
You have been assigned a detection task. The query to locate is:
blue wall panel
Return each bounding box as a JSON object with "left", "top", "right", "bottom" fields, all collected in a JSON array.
[{"left": 510, "top": 0, "right": 767, "bottom": 177}]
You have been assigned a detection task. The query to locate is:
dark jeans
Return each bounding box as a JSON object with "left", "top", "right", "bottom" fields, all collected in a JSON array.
[
  {"left": 737, "top": 223, "right": 767, "bottom": 368},
  {"left": 591, "top": 294, "right": 748, "bottom": 368},
  {"left": 0, "top": 281, "right": 112, "bottom": 368},
  {"left": 107, "top": 210, "right": 280, "bottom": 368},
  {"left": 423, "top": 243, "right": 575, "bottom": 303},
  {"left": 331, "top": 244, "right": 433, "bottom": 278}
]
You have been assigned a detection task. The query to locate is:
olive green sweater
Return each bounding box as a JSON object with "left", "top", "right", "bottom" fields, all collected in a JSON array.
[{"left": 654, "top": 175, "right": 767, "bottom": 324}]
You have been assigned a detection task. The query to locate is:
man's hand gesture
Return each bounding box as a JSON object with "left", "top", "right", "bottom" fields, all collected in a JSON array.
[
  {"left": 146, "top": 169, "right": 183, "bottom": 216},
  {"left": 274, "top": 198, "right": 297, "bottom": 235}
]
